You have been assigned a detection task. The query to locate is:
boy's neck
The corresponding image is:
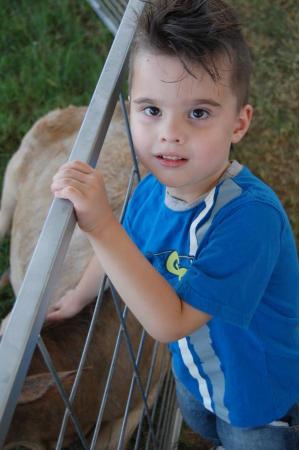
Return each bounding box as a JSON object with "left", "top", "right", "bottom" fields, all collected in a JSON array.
[
  {"left": 167, "top": 161, "right": 232, "bottom": 204},
  {"left": 165, "top": 161, "right": 243, "bottom": 210}
]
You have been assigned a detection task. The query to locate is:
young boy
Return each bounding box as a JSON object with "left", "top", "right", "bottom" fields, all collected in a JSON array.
[{"left": 49, "top": 1, "right": 299, "bottom": 448}]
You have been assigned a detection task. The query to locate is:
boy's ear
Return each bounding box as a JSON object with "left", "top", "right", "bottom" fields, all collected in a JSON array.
[{"left": 232, "top": 104, "right": 253, "bottom": 144}]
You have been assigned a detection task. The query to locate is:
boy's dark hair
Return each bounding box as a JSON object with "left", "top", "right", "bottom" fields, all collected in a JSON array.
[{"left": 130, "top": 0, "right": 252, "bottom": 109}]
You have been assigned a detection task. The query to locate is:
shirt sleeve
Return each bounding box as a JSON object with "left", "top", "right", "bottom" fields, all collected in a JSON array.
[{"left": 177, "top": 201, "right": 283, "bottom": 328}]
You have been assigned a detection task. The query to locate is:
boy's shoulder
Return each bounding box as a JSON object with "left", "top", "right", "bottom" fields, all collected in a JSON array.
[
  {"left": 234, "top": 165, "right": 280, "bottom": 203},
  {"left": 197, "top": 163, "right": 293, "bottom": 250},
  {"left": 227, "top": 164, "right": 289, "bottom": 222}
]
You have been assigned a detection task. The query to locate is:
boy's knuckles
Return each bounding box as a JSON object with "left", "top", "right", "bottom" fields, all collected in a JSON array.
[{"left": 63, "top": 185, "right": 80, "bottom": 196}]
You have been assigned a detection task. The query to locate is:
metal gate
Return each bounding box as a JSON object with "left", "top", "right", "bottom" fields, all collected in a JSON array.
[{"left": 0, "top": 0, "right": 183, "bottom": 448}]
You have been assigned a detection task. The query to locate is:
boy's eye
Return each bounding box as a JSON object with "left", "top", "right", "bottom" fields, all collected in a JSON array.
[
  {"left": 190, "top": 109, "right": 209, "bottom": 119},
  {"left": 144, "top": 106, "right": 161, "bottom": 117}
]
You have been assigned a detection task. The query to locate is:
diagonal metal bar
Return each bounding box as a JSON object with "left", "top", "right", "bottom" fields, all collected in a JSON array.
[
  {"left": 144, "top": 353, "right": 170, "bottom": 450},
  {"left": 106, "top": 0, "right": 126, "bottom": 20},
  {"left": 89, "top": 300, "right": 129, "bottom": 449},
  {"left": 0, "top": 1, "right": 145, "bottom": 446},
  {"left": 37, "top": 336, "right": 89, "bottom": 450},
  {"left": 156, "top": 369, "right": 173, "bottom": 447},
  {"left": 115, "top": 328, "right": 147, "bottom": 450},
  {"left": 170, "top": 407, "right": 183, "bottom": 450},
  {"left": 87, "top": 0, "right": 128, "bottom": 35},
  {"left": 117, "top": 164, "right": 140, "bottom": 229},
  {"left": 133, "top": 340, "right": 160, "bottom": 450},
  {"left": 146, "top": 368, "right": 173, "bottom": 450},
  {"left": 159, "top": 378, "right": 176, "bottom": 450},
  {"left": 119, "top": 93, "right": 141, "bottom": 182},
  {"left": 109, "top": 285, "right": 159, "bottom": 450},
  {"left": 55, "top": 276, "right": 108, "bottom": 449}
]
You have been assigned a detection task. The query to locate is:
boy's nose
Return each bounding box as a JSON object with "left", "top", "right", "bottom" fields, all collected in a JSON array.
[{"left": 160, "top": 118, "right": 185, "bottom": 144}]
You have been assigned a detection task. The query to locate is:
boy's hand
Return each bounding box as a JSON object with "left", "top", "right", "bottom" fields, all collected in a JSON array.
[
  {"left": 46, "top": 289, "right": 85, "bottom": 323},
  {"left": 51, "top": 160, "right": 115, "bottom": 234}
]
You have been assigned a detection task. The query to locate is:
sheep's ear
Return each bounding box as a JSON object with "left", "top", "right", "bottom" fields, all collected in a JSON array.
[{"left": 18, "top": 370, "right": 77, "bottom": 404}]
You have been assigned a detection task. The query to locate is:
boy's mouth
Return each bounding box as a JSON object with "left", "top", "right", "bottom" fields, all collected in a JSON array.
[
  {"left": 158, "top": 155, "right": 186, "bottom": 161},
  {"left": 156, "top": 154, "right": 187, "bottom": 167}
]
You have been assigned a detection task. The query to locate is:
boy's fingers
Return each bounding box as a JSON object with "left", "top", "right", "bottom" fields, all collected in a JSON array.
[
  {"left": 59, "top": 160, "right": 93, "bottom": 174},
  {"left": 53, "top": 170, "right": 89, "bottom": 184},
  {"left": 69, "top": 160, "right": 93, "bottom": 172},
  {"left": 53, "top": 186, "right": 85, "bottom": 205},
  {"left": 52, "top": 176, "right": 93, "bottom": 202},
  {"left": 51, "top": 177, "right": 86, "bottom": 192}
]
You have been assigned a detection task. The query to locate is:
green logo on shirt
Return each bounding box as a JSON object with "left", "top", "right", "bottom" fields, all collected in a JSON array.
[{"left": 166, "top": 251, "right": 187, "bottom": 281}]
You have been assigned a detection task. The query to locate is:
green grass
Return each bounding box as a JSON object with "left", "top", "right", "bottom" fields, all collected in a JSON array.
[{"left": 0, "top": 0, "right": 112, "bottom": 174}]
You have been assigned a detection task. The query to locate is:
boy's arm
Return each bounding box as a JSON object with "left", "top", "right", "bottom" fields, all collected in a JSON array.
[
  {"left": 46, "top": 255, "right": 104, "bottom": 322},
  {"left": 51, "top": 161, "right": 211, "bottom": 341},
  {"left": 88, "top": 221, "right": 211, "bottom": 342}
]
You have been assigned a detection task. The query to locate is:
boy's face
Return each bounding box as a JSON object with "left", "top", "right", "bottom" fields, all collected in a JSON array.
[{"left": 130, "top": 51, "right": 253, "bottom": 202}]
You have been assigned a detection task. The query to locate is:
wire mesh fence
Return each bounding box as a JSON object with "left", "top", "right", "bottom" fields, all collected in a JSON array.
[{"left": 0, "top": 1, "right": 183, "bottom": 448}]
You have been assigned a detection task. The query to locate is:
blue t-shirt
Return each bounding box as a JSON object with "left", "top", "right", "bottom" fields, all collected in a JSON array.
[{"left": 123, "top": 161, "right": 299, "bottom": 427}]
